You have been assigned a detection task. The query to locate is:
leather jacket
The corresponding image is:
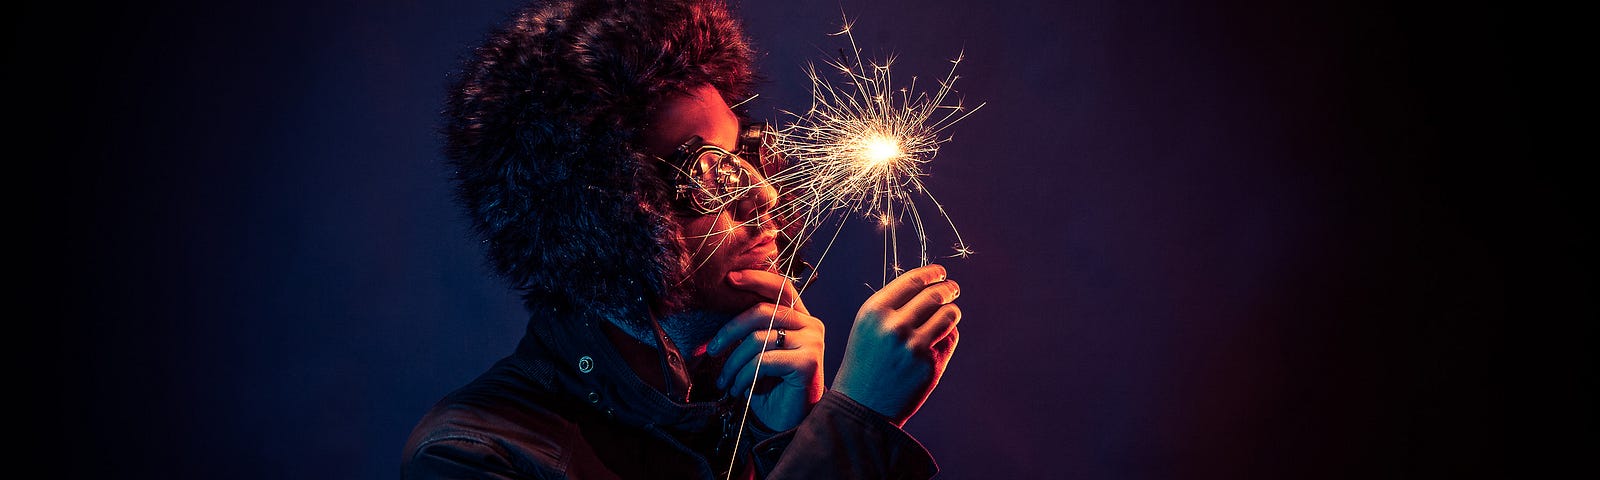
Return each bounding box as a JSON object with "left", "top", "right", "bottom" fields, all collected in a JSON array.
[{"left": 402, "top": 304, "right": 938, "bottom": 479}]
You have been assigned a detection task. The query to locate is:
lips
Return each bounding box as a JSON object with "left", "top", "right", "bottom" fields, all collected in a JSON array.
[{"left": 738, "top": 235, "right": 780, "bottom": 272}]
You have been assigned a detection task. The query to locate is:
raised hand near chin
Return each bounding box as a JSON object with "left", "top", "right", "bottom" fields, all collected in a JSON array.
[{"left": 705, "top": 269, "right": 826, "bottom": 431}]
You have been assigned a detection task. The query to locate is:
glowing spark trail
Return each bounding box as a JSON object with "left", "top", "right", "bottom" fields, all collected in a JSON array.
[
  {"left": 764, "top": 16, "right": 986, "bottom": 287},
  {"left": 720, "top": 17, "right": 983, "bottom": 480}
]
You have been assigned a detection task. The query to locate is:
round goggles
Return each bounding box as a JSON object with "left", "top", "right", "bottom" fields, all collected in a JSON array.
[{"left": 665, "top": 122, "right": 786, "bottom": 216}]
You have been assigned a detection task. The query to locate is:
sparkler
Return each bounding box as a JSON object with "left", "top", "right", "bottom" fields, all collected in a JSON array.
[
  {"left": 765, "top": 15, "right": 985, "bottom": 287},
  {"left": 720, "top": 16, "right": 983, "bottom": 480}
]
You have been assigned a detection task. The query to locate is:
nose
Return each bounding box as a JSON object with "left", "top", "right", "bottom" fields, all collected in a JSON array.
[{"left": 733, "top": 174, "right": 780, "bottom": 230}]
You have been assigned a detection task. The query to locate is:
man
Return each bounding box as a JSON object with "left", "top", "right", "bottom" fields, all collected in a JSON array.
[{"left": 403, "top": 1, "right": 964, "bottom": 478}]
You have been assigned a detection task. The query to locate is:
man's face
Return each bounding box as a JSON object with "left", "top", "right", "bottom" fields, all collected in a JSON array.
[{"left": 644, "top": 84, "right": 782, "bottom": 319}]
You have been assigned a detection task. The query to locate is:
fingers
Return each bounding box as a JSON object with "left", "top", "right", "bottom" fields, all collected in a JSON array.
[
  {"left": 724, "top": 348, "right": 821, "bottom": 397},
  {"left": 863, "top": 264, "right": 948, "bottom": 312},
  {"left": 894, "top": 279, "right": 960, "bottom": 330},
  {"left": 932, "top": 325, "right": 960, "bottom": 362},
  {"left": 912, "top": 303, "right": 961, "bottom": 350},
  {"left": 706, "top": 302, "right": 819, "bottom": 356},
  {"left": 715, "top": 309, "right": 822, "bottom": 390},
  {"left": 727, "top": 269, "right": 808, "bottom": 314}
]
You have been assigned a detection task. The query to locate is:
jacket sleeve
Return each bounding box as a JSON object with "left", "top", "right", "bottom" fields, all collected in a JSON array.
[
  {"left": 750, "top": 390, "right": 939, "bottom": 479},
  {"left": 404, "top": 434, "right": 548, "bottom": 480}
]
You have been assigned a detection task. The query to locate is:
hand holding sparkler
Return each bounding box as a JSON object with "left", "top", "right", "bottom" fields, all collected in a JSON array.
[
  {"left": 832, "top": 264, "right": 961, "bottom": 427},
  {"left": 718, "top": 16, "right": 980, "bottom": 477}
]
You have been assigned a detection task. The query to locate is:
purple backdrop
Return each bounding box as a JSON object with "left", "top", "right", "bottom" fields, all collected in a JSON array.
[{"left": 24, "top": 0, "right": 1572, "bottom": 478}]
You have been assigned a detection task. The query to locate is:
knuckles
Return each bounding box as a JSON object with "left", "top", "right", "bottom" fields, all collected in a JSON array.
[
  {"left": 937, "top": 280, "right": 961, "bottom": 303},
  {"left": 854, "top": 307, "right": 888, "bottom": 327},
  {"left": 939, "top": 303, "right": 962, "bottom": 321}
]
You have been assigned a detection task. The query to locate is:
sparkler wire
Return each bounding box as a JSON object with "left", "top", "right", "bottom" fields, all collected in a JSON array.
[{"left": 718, "top": 15, "right": 982, "bottom": 479}]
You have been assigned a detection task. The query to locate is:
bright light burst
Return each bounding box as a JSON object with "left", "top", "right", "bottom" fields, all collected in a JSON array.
[
  {"left": 765, "top": 16, "right": 985, "bottom": 287},
  {"left": 719, "top": 16, "right": 986, "bottom": 480}
]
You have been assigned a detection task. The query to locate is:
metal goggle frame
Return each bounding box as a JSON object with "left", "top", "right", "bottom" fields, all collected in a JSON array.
[
  {"left": 663, "top": 122, "right": 815, "bottom": 282},
  {"left": 666, "top": 122, "right": 785, "bottom": 216}
]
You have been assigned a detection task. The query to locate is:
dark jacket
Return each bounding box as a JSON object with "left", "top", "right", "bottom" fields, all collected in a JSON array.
[{"left": 402, "top": 305, "right": 939, "bottom": 479}]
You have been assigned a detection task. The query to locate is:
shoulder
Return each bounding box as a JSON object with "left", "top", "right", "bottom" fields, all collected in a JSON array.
[{"left": 402, "top": 363, "right": 582, "bottom": 479}]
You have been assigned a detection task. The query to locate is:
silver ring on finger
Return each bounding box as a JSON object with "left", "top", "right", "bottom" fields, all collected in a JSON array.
[{"left": 773, "top": 328, "right": 787, "bottom": 348}]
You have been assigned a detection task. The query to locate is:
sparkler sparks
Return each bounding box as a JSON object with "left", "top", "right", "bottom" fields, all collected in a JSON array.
[
  {"left": 764, "top": 16, "right": 985, "bottom": 287},
  {"left": 718, "top": 16, "right": 985, "bottom": 480}
]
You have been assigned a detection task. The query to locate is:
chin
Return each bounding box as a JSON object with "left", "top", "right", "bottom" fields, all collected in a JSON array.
[
  {"left": 681, "top": 266, "right": 744, "bottom": 313},
  {"left": 694, "top": 281, "right": 765, "bottom": 316}
]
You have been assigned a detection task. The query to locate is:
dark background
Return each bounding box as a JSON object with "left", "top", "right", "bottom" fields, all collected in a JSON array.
[{"left": 18, "top": 0, "right": 1578, "bottom": 478}]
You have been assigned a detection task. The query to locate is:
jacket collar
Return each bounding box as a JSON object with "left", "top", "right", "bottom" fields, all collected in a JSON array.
[{"left": 510, "top": 304, "right": 732, "bottom": 434}]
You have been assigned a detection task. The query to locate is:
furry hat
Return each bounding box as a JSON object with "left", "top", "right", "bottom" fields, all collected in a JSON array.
[{"left": 441, "top": 0, "right": 756, "bottom": 320}]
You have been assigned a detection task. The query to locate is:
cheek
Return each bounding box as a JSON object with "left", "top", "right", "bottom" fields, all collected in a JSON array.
[{"left": 681, "top": 213, "right": 739, "bottom": 263}]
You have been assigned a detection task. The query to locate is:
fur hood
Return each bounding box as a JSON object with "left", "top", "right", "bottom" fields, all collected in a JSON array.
[{"left": 440, "top": 0, "right": 756, "bottom": 321}]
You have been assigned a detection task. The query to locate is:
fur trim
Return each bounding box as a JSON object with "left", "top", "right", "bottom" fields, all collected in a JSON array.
[{"left": 442, "top": 0, "right": 756, "bottom": 320}]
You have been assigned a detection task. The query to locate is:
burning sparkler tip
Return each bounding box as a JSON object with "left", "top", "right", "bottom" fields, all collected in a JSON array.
[
  {"left": 860, "top": 135, "right": 902, "bottom": 166},
  {"left": 768, "top": 16, "right": 982, "bottom": 287}
]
